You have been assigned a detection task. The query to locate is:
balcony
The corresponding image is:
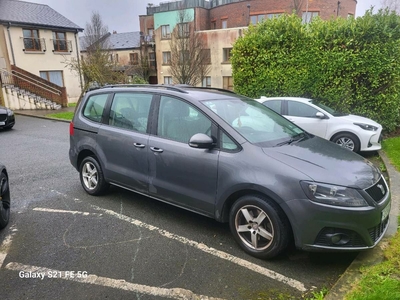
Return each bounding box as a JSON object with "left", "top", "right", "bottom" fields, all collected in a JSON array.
[
  {"left": 52, "top": 39, "right": 73, "bottom": 53},
  {"left": 22, "top": 37, "right": 46, "bottom": 52}
]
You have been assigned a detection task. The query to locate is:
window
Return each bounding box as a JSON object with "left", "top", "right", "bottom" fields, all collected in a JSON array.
[
  {"left": 23, "top": 29, "right": 41, "bottom": 51},
  {"left": 221, "top": 132, "right": 238, "bottom": 151},
  {"left": 83, "top": 94, "right": 108, "bottom": 123},
  {"left": 267, "top": 13, "right": 282, "bottom": 19},
  {"left": 115, "top": 54, "right": 119, "bottom": 63},
  {"left": 302, "top": 11, "right": 319, "bottom": 23},
  {"left": 211, "top": 21, "right": 216, "bottom": 29},
  {"left": 348, "top": 13, "right": 354, "bottom": 19},
  {"left": 157, "top": 96, "right": 212, "bottom": 143},
  {"left": 222, "top": 19, "right": 227, "bottom": 29},
  {"left": 161, "top": 25, "right": 171, "bottom": 39},
  {"left": 287, "top": 101, "right": 319, "bottom": 118},
  {"left": 223, "top": 48, "right": 232, "bottom": 63},
  {"left": 223, "top": 76, "right": 234, "bottom": 91},
  {"left": 130, "top": 53, "right": 138, "bottom": 65},
  {"left": 202, "top": 77, "right": 211, "bottom": 88},
  {"left": 263, "top": 100, "right": 282, "bottom": 114},
  {"left": 149, "top": 52, "right": 156, "bottom": 67},
  {"left": 250, "top": 14, "right": 265, "bottom": 25},
  {"left": 162, "top": 51, "right": 171, "bottom": 65},
  {"left": 109, "top": 54, "right": 114, "bottom": 62},
  {"left": 53, "top": 31, "right": 68, "bottom": 52},
  {"left": 109, "top": 93, "right": 153, "bottom": 133},
  {"left": 201, "top": 49, "right": 211, "bottom": 64},
  {"left": 164, "top": 76, "right": 173, "bottom": 85},
  {"left": 178, "top": 23, "right": 190, "bottom": 38},
  {"left": 40, "top": 71, "right": 64, "bottom": 87},
  {"left": 148, "top": 28, "right": 154, "bottom": 36}
]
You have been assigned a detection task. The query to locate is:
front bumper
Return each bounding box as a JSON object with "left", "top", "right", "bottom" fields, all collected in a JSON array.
[{"left": 287, "top": 187, "right": 391, "bottom": 252}]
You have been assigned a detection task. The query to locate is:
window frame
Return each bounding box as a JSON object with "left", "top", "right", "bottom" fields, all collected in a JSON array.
[
  {"left": 52, "top": 31, "right": 68, "bottom": 52},
  {"left": 23, "top": 29, "right": 41, "bottom": 51},
  {"left": 178, "top": 22, "right": 190, "bottom": 38},
  {"left": 161, "top": 25, "right": 171, "bottom": 39},
  {"left": 130, "top": 53, "right": 139, "bottom": 65},
  {"left": 222, "top": 48, "right": 233, "bottom": 63},
  {"left": 162, "top": 51, "right": 171, "bottom": 65}
]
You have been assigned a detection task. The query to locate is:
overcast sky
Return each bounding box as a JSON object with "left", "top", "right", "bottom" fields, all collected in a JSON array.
[{"left": 24, "top": 0, "right": 383, "bottom": 34}]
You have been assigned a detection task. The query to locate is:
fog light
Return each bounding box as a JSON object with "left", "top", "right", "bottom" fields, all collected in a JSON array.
[{"left": 327, "top": 233, "right": 350, "bottom": 245}]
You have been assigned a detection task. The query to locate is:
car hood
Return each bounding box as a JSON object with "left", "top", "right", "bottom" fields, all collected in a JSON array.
[
  {"left": 336, "top": 114, "right": 381, "bottom": 127},
  {"left": 0, "top": 106, "right": 7, "bottom": 114},
  {"left": 262, "top": 136, "right": 381, "bottom": 189}
]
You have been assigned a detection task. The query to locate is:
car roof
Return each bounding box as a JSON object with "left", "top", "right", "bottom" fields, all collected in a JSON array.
[
  {"left": 256, "top": 96, "right": 313, "bottom": 103},
  {"left": 85, "top": 85, "right": 242, "bottom": 102}
]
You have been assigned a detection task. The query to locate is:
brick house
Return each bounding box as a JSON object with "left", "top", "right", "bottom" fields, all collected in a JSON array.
[
  {"left": 140, "top": 0, "right": 356, "bottom": 89},
  {"left": 0, "top": 0, "right": 83, "bottom": 109}
]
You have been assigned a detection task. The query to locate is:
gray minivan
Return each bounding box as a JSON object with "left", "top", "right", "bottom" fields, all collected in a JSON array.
[{"left": 69, "top": 85, "right": 391, "bottom": 259}]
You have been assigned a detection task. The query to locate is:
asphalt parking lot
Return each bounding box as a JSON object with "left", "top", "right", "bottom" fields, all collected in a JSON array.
[{"left": 0, "top": 115, "right": 361, "bottom": 299}]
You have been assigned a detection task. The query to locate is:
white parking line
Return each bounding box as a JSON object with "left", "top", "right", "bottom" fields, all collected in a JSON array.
[
  {"left": 33, "top": 208, "right": 102, "bottom": 217},
  {"left": 91, "top": 205, "right": 308, "bottom": 292},
  {"left": 6, "top": 262, "right": 225, "bottom": 300},
  {"left": 0, "top": 226, "right": 17, "bottom": 268}
]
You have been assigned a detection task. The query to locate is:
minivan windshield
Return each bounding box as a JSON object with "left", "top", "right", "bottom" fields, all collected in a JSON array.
[{"left": 202, "top": 97, "right": 306, "bottom": 147}]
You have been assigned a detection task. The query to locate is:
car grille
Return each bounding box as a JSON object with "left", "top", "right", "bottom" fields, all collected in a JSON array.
[
  {"left": 0, "top": 114, "right": 7, "bottom": 122},
  {"left": 365, "top": 176, "right": 388, "bottom": 204},
  {"left": 368, "top": 217, "right": 389, "bottom": 243}
]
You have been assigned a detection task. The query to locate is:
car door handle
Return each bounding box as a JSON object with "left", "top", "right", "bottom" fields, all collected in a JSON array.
[
  {"left": 150, "top": 147, "right": 163, "bottom": 153},
  {"left": 134, "top": 143, "right": 145, "bottom": 148}
]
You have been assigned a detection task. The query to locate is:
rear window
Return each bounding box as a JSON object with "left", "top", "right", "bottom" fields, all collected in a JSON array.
[{"left": 83, "top": 94, "right": 108, "bottom": 122}]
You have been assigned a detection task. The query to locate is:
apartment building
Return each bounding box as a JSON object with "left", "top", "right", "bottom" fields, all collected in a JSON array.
[{"left": 139, "top": 0, "right": 356, "bottom": 89}]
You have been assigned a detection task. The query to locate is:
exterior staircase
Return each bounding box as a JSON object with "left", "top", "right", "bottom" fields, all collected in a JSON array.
[{"left": 0, "top": 66, "right": 67, "bottom": 110}]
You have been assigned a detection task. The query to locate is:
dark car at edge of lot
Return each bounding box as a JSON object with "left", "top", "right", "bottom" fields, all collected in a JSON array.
[
  {"left": 0, "top": 163, "right": 10, "bottom": 229},
  {"left": 69, "top": 85, "right": 391, "bottom": 259},
  {"left": 0, "top": 105, "right": 15, "bottom": 130}
]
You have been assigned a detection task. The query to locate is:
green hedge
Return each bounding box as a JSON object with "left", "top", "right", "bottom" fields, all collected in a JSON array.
[{"left": 232, "top": 10, "right": 400, "bottom": 132}]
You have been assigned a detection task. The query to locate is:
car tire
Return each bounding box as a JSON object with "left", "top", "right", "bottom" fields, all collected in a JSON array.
[
  {"left": 79, "top": 156, "right": 109, "bottom": 196},
  {"left": 229, "top": 195, "right": 291, "bottom": 259},
  {"left": 0, "top": 172, "right": 10, "bottom": 229},
  {"left": 331, "top": 133, "right": 360, "bottom": 152}
]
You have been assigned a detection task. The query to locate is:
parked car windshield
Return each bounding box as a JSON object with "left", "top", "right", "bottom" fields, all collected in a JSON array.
[
  {"left": 202, "top": 98, "right": 306, "bottom": 147},
  {"left": 309, "top": 100, "right": 347, "bottom": 117}
]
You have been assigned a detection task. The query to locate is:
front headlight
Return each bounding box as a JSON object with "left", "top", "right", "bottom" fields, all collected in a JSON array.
[
  {"left": 300, "top": 181, "right": 368, "bottom": 207},
  {"left": 6, "top": 109, "right": 13, "bottom": 116},
  {"left": 354, "top": 122, "right": 378, "bottom": 131}
]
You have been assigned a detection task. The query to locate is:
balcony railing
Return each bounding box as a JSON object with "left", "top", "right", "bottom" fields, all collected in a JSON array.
[
  {"left": 22, "top": 37, "right": 46, "bottom": 52},
  {"left": 52, "top": 39, "right": 73, "bottom": 53}
]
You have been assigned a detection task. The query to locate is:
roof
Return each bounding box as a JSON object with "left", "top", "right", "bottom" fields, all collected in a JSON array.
[
  {"left": 80, "top": 32, "right": 141, "bottom": 51},
  {"left": 0, "top": 0, "right": 83, "bottom": 31}
]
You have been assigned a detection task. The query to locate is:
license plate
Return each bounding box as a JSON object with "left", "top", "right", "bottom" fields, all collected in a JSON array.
[
  {"left": 381, "top": 203, "right": 391, "bottom": 222},
  {"left": 0, "top": 121, "right": 5, "bottom": 126}
]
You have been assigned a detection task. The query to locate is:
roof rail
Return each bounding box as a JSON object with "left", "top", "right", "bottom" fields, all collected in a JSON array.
[
  {"left": 181, "top": 86, "right": 236, "bottom": 94},
  {"left": 101, "top": 84, "right": 189, "bottom": 93}
]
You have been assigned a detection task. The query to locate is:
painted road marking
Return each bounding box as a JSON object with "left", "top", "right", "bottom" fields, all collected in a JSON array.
[
  {"left": 91, "top": 204, "right": 307, "bottom": 292},
  {"left": 33, "top": 207, "right": 102, "bottom": 217},
  {"left": 6, "top": 262, "right": 224, "bottom": 300},
  {"left": 0, "top": 226, "right": 17, "bottom": 268}
]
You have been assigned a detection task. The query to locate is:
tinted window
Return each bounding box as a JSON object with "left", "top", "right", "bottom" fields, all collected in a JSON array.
[
  {"left": 287, "top": 101, "right": 319, "bottom": 118},
  {"left": 221, "top": 132, "right": 238, "bottom": 151},
  {"left": 263, "top": 100, "right": 281, "bottom": 114},
  {"left": 83, "top": 94, "right": 108, "bottom": 122},
  {"left": 109, "top": 93, "right": 152, "bottom": 133},
  {"left": 157, "top": 96, "right": 212, "bottom": 143}
]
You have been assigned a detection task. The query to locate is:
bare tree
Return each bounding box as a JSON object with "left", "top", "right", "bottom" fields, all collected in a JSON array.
[
  {"left": 65, "top": 11, "right": 125, "bottom": 90},
  {"left": 381, "top": 0, "right": 400, "bottom": 13},
  {"left": 169, "top": 9, "right": 211, "bottom": 86}
]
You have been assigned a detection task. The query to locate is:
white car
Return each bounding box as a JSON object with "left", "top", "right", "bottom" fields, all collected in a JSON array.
[{"left": 255, "top": 97, "right": 382, "bottom": 152}]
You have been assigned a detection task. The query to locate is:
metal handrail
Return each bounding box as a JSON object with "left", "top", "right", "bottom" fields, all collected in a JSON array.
[{"left": 1, "top": 69, "right": 61, "bottom": 96}]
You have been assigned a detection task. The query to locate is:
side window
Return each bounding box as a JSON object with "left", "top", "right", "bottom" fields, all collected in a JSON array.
[
  {"left": 287, "top": 101, "right": 319, "bottom": 118},
  {"left": 109, "top": 93, "right": 152, "bottom": 133},
  {"left": 83, "top": 94, "right": 108, "bottom": 122},
  {"left": 157, "top": 96, "right": 212, "bottom": 143},
  {"left": 221, "top": 132, "right": 238, "bottom": 151},
  {"left": 263, "top": 100, "right": 281, "bottom": 114}
]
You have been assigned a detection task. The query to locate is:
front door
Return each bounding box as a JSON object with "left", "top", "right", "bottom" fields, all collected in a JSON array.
[{"left": 147, "top": 95, "right": 219, "bottom": 216}]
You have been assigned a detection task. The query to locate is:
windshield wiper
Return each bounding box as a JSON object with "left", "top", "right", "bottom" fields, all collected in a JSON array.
[{"left": 274, "top": 133, "right": 306, "bottom": 147}]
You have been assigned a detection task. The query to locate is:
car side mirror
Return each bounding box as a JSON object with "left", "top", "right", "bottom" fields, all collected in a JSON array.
[
  {"left": 316, "top": 112, "right": 326, "bottom": 119},
  {"left": 189, "top": 133, "right": 214, "bottom": 149}
]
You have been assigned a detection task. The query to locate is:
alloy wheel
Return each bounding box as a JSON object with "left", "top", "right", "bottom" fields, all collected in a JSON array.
[
  {"left": 335, "top": 137, "right": 355, "bottom": 151},
  {"left": 82, "top": 162, "right": 98, "bottom": 190},
  {"left": 234, "top": 205, "right": 274, "bottom": 251}
]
